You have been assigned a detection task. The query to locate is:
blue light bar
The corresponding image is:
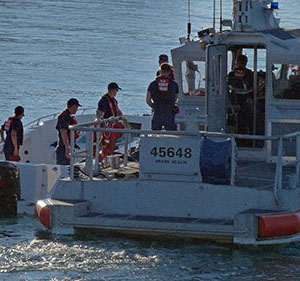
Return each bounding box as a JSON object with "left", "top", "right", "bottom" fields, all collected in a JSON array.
[{"left": 271, "top": 2, "right": 279, "bottom": 9}]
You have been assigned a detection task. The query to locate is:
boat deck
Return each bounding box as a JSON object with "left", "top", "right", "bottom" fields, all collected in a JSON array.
[{"left": 92, "top": 159, "right": 296, "bottom": 190}]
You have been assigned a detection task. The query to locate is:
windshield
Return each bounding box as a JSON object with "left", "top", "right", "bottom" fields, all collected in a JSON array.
[
  {"left": 181, "top": 60, "right": 206, "bottom": 96},
  {"left": 273, "top": 64, "right": 300, "bottom": 99}
]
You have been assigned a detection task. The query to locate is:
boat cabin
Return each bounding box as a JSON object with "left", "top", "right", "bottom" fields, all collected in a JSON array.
[{"left": 171, "top": 0, "right": 300, "bottom": 162}]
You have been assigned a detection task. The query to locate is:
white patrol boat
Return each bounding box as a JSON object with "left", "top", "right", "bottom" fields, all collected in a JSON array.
[{"left": 32, "top": 0, "right": 300, "bottom": 244}]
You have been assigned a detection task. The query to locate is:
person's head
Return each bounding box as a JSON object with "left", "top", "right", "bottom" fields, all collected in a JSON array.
[
  {"left": 158, "top": 54, "right": 169, "bottom": 65},
  {"left": 234, "top": 55, "right": 248, "bottom": 78},
  {"left": 236, "top": 54, "right": 248, "bottom": 69},
  {"left": 160, "top": 63, "right": 172, "bottom": 77},
  {"left": 67, "top": 98, "right": 81, "bottom": 114},
  {"left": 14, "top": 106, "right": 25, "bottom": 119},
  {"left": 107, "top": 82, "right": 122, "bottom": 97}
]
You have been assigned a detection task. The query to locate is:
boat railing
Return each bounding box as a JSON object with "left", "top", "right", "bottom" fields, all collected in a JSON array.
[
  {"left": 23, "top": 107, "right": 95, "bottom": 128},
  {"left": 69, "top": 121, "right": 300, "bottom": 205}
]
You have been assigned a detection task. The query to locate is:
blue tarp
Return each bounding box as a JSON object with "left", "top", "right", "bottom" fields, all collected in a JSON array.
[{"left": 200, "top": 138, "right": 232, "bottom": 185}]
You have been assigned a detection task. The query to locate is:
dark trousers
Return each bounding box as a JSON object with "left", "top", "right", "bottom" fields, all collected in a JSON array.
[
  {"left": 56, "top": 146, "right": 70, "bottom": 165},
  {"left": 152, "top": 112, "right": 176, "bottom": 131}
]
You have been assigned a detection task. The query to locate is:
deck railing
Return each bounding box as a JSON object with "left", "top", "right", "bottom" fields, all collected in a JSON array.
[
  {"left": 23, "top": 107, "right": 95, "bottom": 128},
  {"left": 69, "top": 120, "right": 300, "bottom": 205}
]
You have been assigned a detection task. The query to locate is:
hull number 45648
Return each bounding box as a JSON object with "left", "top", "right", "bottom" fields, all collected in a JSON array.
[{"left": 150, "top": 147, "right": 192, "bottom": 158}]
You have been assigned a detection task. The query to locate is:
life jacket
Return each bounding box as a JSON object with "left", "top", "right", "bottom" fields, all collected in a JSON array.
[
  {"left": 94, "top": 95, "right": 124, "bottom": 152},
  {"left": 3, "top": 117, "right": 15, "bottom": 132},
  {"left": 103, "top": 93, "right": 119, "bottom": 117},
  {"left": 155, "top": 76, "right": 170, "bottom": 101},
  {"left": 102, "top": 94, "right": 123, "bottom": 142},
  {"left": 156, "top": 77, "right": 170, "bottom": 93},
  {"left": 58, "top": 110, "right": 79, "bottom": 142}
]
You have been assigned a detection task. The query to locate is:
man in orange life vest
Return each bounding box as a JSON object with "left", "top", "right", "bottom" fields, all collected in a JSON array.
[
  {"left": 1, "top": 106, "right": 24, "bottom": 161},
  {"left": 97, "top": 82, "right": 124, "bottom": 119},
  {"left": 147, "top": 63, "right": 179, "bottom": 130},
  {"left": 96, "top": 82, "right": 124, "bottom": 162},
  {"left": 55, "top": 98, "right": 81, "bottom": 165}
]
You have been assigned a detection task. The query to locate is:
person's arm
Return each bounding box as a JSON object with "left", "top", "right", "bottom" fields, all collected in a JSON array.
[
  {"left": 146, "top": 91, "right": 153, "bottom": 109},
  {"left": 97, "top": 110, "right": 105, "bottom": 119},
  {"left": 11, "top": 129, "right": 19, "bottom": 156},
  {"left": 60, "top": 128, "right": 70, "bottom": 159}
]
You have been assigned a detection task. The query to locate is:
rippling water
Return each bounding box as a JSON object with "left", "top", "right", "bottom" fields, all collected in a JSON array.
[
  {"left": 1, "top": 0, "right": 300, "bottom": 280},
  {"left": 2, "top": 216, "right": 300, "bottom": 280}
]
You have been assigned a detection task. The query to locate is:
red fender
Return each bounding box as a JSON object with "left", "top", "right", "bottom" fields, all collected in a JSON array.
[
  {"left": 258, "top": 212, "right": 300, "bottom": 238},
  {"left": 35, "top": 200, "right": 51, "bottom": 229}
]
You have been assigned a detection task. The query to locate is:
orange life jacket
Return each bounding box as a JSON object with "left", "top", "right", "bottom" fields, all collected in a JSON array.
[
  {"left": 103, "top": 94, "right": 119, "bottom": 117},
  {"left": 3, "top": 116, "right": 15, "bottom": 132},
  {"left": 94, "top": 95, "right": 124, "bottom": 149}
]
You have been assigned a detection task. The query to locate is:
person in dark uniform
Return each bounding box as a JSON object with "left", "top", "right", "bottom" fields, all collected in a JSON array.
[
  {"left": 56, "top": 98, "right": 81, "bottom": 165},
  {"left": 147, "top": 63, "right": 179, "bottom": 130},
  {"left": 228, "top": 54, "right": 254, "bottom": 142},
  {"left": 97, "top": 82, "right": 124, "bottom": 119},
  {"left": 96, "top": 82, "right": 124, "bottom": 162},
  {"left": 2, "top": 106, "right": 25, "bottom": 162},
  {"left": 228, "top": 54, "right": 253, "bottom": 89},
  {"left": 156, "top": 54, "right": 175, "bottom": 80}
]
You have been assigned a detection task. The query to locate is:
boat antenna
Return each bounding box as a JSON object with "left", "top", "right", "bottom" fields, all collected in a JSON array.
[
  {"left": 213, "top": 0, "right": 216, "bottom": 33},
  {"left": 187, "top": 0, "right": 191, "bottom": 40},
  {"left": 220, "top": 0, "right": 223, "bottom": 32}
]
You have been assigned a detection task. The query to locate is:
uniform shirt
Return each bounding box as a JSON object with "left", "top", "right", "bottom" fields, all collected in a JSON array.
[
  {"left": 56, "top": 109, "right": 72, "bottom": 147},
  {"left": 147, "top": 79, "right": 178, "bottom": 113},
  {"left": 97, "top": 94, "right": 118, "bottom": 118},
  {"left": 3, "top": 118, "right": 23, "bottom": 153},
  {"left": 228, "top": 68, "right": 254, "bottom": 89}
]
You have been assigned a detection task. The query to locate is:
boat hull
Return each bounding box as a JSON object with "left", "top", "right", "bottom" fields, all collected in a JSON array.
[{"left": 35, "top": 177, "right": 300, "bottom": 245}]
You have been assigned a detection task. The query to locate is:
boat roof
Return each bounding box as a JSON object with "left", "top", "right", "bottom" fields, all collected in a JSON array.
[{"left": 263, "top": 28, "right": 300, "bottom": 40}]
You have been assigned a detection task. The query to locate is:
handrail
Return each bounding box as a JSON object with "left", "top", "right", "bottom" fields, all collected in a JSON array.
[
  {"left": 69, "top": 119, "right": 300, "bottom": 207},
  {"left": 23, "top": 107, "right": 95, "bottom": 128}
]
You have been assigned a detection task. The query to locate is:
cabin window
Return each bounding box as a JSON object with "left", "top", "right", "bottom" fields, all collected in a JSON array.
[
  {"left": 181, "top": 60, "right": 206, "bottom": 96},
  {"left": 273, "top": 64, "right": 300, "bottom": 99}
]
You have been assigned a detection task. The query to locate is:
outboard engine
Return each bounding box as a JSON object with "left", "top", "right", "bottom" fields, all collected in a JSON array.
[{"left": 0, "top": 162, "right": 20, "bottom": 217}]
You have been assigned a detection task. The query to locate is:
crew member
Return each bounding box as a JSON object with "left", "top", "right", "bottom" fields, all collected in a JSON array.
[
  {"left": 228, "top": 54, "right": 254, "bottom": 141},
  {"left": 56, "top": 98, "right": 81, "bottom": 165},
  {"left": 96, "top": 82, "right": 124, "bottom": 162},
  {"left": 1, "top": 106, "right": 25, "bottom": 162},
  {"left": 147, "top": 63, "right": 179, "bottom": 130},
  {"left": 228, "top": 54, "right": 253, "bottom": 89},
  {"left": 156, "top": 54, "right": 175, "bottom": 80},
  {"left": 186, "top": 60, "right": 199, "bottom": 93},
  {"left": 97, "top": 82, "right": 123, "bottom": 119}
]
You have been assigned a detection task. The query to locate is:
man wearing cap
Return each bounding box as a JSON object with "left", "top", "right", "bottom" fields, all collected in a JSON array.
[
  {"left": 97, "top": 82, "right": 124, "bottom": 119},
  {"left": 1, "top": 106, "right": 25, "bottom": 162},
  {"left": 55, "top": 98, "right": 81, "bottom": 165},
  {"left": 156, "top": 54, "right": 175, "bottom": 80},
  {"left": 147, "top": 63, "right": 179, "bottom": 130}
]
